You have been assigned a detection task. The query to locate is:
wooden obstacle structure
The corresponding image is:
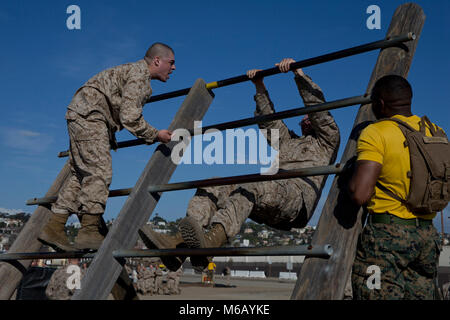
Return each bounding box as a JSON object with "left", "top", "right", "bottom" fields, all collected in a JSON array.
[{"left": 0, "top": 3, "right": 424, "bottom": 300}]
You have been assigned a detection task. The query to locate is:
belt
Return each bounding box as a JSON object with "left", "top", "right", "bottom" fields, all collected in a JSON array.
[{"left": 369, "top": 213, "right": 433, "bottom": 227}]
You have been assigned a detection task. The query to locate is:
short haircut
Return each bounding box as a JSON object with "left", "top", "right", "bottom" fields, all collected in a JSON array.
[
  {"left": 145, "top": 43, "right": 174, "bottom": 60},
  {"left": 371, "top": 75, "right": 413, "bottom": 103}
]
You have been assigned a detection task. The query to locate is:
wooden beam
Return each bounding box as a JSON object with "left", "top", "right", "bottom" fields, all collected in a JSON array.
[
  {"left": 72, "top": 79, "right": 214, "bottom": 299},
  {"left": 0, "top": 161, "right": 71, "bottom": 300},
  {"left": 291, "top": 3, "right": 426, "bottom": 300}
]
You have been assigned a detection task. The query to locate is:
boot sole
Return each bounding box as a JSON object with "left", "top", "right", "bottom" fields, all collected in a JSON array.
[
  {"left": 138, "top": 226, "right": 185, "bottom": 272},
  {"left": 179, "top": 217, "right": 210, "bottom": 272},
  {"left": 37, "top": 237, "right": 76, "bottom": 253}
]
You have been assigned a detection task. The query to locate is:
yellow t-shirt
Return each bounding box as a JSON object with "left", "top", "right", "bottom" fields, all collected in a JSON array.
[
  {"left": 357, "top": 114, "right": 441, "bottom": 220},
  {"left": 207, "top": 262, "right": 216, "bottom": 271}
]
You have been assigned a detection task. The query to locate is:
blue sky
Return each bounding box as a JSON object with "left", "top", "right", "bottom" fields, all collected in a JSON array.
[{"left": 0, "top": 1, "right": 448, "bottom": 232}]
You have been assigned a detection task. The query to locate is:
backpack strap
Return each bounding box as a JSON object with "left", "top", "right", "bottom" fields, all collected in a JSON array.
[
  {"left": 376, "top": 116, "right": 441, "bottom": 136},
  {"left": 372, "top": 117, "right": 412, "bottom": 203},
  {"left": 376, "top": 117, "right": 416, "bottom": 132},
  {"left": 419, "top": 116, "right": 432, "bottom": 135},
  {"left": 422, "top": 115, "right": 448, "bottom": 138},
  {"left": 376, "top": 182, "right": 406, "bottom": 204}
]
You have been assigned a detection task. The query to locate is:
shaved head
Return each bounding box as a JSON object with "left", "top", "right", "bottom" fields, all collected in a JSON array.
[
  {"left": 145, "top": 42, "right": 174, "bottom": 61},
  {"left": 371, "top": 75, "right": 412, "bottom": 105},
  {"left": 144, "top": 42, "right": 176, "bottom": 82},
  {"left": 371, "top": 75, "right": 413, "bottom": 118}
]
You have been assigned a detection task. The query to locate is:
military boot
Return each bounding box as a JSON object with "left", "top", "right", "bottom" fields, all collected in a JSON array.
[
  {"left": 38, "top": 213, "right": 75, "bottom": 252},
  {"left": 74, "top": 214, "right": 105, "bottom": 251},
  {"left": 179, "top": 216, "right": 227, "bottom": 271},
  {"left": 138, "top": 225, "right": 186, "bottom": 272}
]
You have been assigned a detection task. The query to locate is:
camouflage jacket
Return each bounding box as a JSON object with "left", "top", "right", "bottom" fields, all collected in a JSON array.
[
  {"left": 254, "top": 73, "right": 340, "bottom": 191},
  {"left": 137, "top": 268, "right": 154, "bottom": 281},
  {"left": 67, "top": 59, "right": 159, "bottom": 144}
]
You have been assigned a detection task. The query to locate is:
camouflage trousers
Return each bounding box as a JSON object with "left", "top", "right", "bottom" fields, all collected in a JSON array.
[
  {"left": 52, "top": 110, "right": 112, "bottom": 215},
  {"left": 186, "top": 179, "right": 311, "bottom": 238},
  {"left": 352, "top": 219, "right": 441, "bottom": 300},
  {"left": 167, "top": 272, "right": 180, "bottom": 294},
  {"left": 155, "top": 275, "right": 164, "bottom": 294},
  {"left": 137, "top": 277, "right": 155, "bottom": 295}
]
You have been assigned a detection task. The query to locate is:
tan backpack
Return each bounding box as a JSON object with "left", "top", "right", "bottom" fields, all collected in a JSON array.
[{"left": 376, "top": 116, "right": 450, "bottom": 215}]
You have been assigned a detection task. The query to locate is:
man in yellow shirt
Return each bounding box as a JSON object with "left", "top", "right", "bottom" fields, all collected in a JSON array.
[
  {"left": 349, "top": 75, "right": 443, "bottom": 299},
  {"left": 206, "top": 261, "right": 216, "bottom": 284}
]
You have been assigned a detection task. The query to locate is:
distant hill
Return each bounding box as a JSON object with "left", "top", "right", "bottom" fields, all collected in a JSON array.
[{"left": 0, "top": 211, "right": 31, "bottom": 223}]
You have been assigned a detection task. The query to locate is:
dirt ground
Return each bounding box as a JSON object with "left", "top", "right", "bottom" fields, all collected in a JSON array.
[{"left": 139, "top": 273, "right": 296, "bottom": 300}]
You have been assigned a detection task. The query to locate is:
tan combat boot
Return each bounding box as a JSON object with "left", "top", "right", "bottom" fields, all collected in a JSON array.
[
  {"left": 138, "top": 225, "right": 186, "bottom": 272},
  {"left": 38, "top": 213, "right": 75, "bottom": 252},
  {"left": 179, "top": 216, "right": 227, "bottom": 271},
  {"left": 74, "top": 214, "right": 105, "bottom": 251}
]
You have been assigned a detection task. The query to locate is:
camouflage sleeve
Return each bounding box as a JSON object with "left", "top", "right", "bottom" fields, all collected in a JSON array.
[
  {"left": 294, "top": 73, "right": 325, "bottom": 106},
  {"left": 253, "top": 91, "right": 296, "bottom": 149},
  {"left": 119, "top": 67, "right": 159, "bottom": 145},
  {"left": 294, "top": 73, "right": 340, "bottom": 150}
]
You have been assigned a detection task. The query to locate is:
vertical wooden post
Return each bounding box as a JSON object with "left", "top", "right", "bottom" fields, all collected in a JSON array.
[
  {"left": 291, "top": 3, "right": 426, "bottom": 300},
  {"left": 72, "top": 79, "right": 214, "bottom": 300}
]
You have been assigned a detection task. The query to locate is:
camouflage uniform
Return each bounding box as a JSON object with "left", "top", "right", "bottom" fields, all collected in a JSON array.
[
  {"left": 46, "top": 263, "right": 85, "bottom": 300},
  {"left": 136, "top": 267, "right": 143, "bottom": 293},
  {"left": 186, "top": 73, "right": 340, "bottom": 238},
  {"left": 52, "top": 59, "right": 159, "bottom": 216},
  {"left": 166, "top": 267, "right": 182, "bottom": 294},
  {"left": 154, "top": 266, "right": 164, "bottom": 295},
  {"left": 142, "top": 267, "right": 155, "bottom": 295},
  {"left": 166, "top": 271, "right": 177, "bottom": 294},
  {"left": 174, "top": 266, "right": 183, "bottom": 293},
  {"left": 352, "top": 221, "right": 441, "bottom": 300},
  {"left": 136, "top": 266, "right": 149, "bottom": 294}
]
